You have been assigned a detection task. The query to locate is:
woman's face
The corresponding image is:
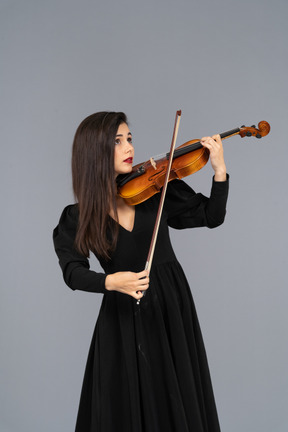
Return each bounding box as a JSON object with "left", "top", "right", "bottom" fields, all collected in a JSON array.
[{"left": 114, "top": 123, "right": 134, "bottom": 176}]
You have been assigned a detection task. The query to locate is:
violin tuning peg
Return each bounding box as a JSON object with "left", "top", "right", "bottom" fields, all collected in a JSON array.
[
  {"left": 241, "top": 125, "right": 246, "bottom": 128},
  {"left": 251, "top": 125, "right": 256, "bottom": 128},
  {"left": 246, "top": 131, "right": 252, "bottom": 137},
  {"left": 256, "top": 134, "right": 262, "bottom": 138}
]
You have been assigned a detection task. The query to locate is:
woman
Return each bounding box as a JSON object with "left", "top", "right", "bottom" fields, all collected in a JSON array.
[{"left": 53, "top": 111, "right": 228, "bottom": 432}]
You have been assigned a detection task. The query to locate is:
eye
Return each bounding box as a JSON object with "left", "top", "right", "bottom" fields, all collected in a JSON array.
[
  {"left": 127, "top": 137, "right": 133, "bottom": 144},
  {"left": 115, "top": 138, "right": 120, "bottom": 145}
]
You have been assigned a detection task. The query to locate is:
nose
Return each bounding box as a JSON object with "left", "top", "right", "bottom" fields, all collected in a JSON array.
[{"left": 125, "top": 140, "right": 133, "bottom": 153}]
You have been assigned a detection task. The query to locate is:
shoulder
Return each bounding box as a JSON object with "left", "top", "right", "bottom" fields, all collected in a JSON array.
[
  {"left": 140, "top": 179, "right": 199, "bottom": 219},
  {"left": 167, "top": 178, "right": 196, "bottom": 195},
  {"left": 54, "top": 204, "right": 79, "bottom": 233},
  {"left": 165, "top": 179, "right": 198, "bottom": 206},
  {"left": 59, "top": 204, "right": 78, "bottom": 220},
  {"left": 147, "top": 179, "right": 197, "bottom": 204}
]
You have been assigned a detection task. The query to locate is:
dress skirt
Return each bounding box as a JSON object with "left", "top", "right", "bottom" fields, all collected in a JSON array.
[{"left": 75, "top": 260, "right": 221, "bottom": 432}]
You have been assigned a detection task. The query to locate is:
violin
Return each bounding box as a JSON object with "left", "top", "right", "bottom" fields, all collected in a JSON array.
[{"left": 117, "top": 121, "right": 270, "bottom": 206}]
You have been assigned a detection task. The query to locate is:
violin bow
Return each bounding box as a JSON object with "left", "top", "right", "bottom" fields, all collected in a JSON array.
[{"left": 137, "top": 110, "right": 182, "bottom": 304}]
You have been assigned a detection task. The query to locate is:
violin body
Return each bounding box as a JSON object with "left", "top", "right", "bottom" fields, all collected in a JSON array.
[
  {"left": 117, "top": 121, "right": 270, "bottom": 206},
  {"left": 118, "top": 141, "right": 209, "bottom": 205}
]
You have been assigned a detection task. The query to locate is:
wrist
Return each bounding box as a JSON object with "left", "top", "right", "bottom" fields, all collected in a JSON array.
[
  {"left": 214, "top": 166, "right": 227, "bottom": 182},
  {"left": 105, "top": 275, "right": 113, "bottom": 291}
]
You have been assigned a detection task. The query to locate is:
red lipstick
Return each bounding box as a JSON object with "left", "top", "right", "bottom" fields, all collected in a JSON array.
[{"left": 124, "top": 157, "right": 133, "bottom": 163}]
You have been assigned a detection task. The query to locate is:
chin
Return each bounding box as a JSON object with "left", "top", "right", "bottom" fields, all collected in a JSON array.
[
  {"left": 121, "top": 165, "right": 133, "bottom": 173},
  {"left": 115, "top": 166, "right": 133, "bottom": 176}
]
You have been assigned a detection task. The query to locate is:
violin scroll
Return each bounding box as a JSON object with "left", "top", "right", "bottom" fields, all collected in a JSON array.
[{"left": 239, "top": 121, "right": 270, "bottom": 139}]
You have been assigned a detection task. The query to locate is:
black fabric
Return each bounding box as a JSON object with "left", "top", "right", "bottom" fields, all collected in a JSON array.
[{"left": 53, "top": 177, "right": 229, "bottom": 432}]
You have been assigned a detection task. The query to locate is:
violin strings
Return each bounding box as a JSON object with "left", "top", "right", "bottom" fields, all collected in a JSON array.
[
  {"left": 141, "top": 142, "right": 203, "bottom": 169},
  {"left": 143, "top": 152, "right": 166, "bottom": 164}
]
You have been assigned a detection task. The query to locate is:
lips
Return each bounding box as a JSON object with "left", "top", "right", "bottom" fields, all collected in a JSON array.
[{"left": 124, "top": 157, "right": 133, "bottom": 163}]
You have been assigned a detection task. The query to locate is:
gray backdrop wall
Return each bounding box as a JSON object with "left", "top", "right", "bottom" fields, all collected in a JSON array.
[{"left": 1, "top": 0, "right": 287, "bottom": 431}]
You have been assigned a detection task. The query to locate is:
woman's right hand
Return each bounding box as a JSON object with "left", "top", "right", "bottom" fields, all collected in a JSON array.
[{"left": 105, "top": 270, "right": 149, "bottom": 300}]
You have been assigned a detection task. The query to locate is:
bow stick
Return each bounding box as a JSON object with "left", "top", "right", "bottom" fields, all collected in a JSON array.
[{"left": 137, "top": 110, "right": 182, "bottom": 304}]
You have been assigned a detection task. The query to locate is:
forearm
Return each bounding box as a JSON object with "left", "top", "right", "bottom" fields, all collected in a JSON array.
[
  {"left": 62, "top": 261, "right": 107, "bottom": 293},
  {"left": 205, "top": 175, "right": 229, "bottom": 227}
]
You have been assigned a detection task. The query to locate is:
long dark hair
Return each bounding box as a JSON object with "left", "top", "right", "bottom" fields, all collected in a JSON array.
[{"left": 72, "top": 111, "right": 128, "bottom": 260}]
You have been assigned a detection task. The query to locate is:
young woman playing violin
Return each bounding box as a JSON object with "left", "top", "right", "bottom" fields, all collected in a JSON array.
[{"left": 53, "top": 111, "right": 229, "bottom": 432}]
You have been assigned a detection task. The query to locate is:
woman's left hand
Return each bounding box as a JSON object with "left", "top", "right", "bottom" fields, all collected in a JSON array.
[{"left": 200, "top": 134, "right": 227, "bottom": 181}]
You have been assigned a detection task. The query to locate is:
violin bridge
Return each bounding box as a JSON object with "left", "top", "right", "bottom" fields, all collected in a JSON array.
[{"left": 150, "top": 157, "right": 157, "bottom": 170}]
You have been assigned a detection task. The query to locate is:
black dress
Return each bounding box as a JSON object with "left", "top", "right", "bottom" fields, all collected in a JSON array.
[{"left": 53, "top": 177, "right": 229, "bottom": 432}]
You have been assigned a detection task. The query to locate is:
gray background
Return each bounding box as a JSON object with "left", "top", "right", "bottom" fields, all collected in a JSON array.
[{"left": 1, "top": 0, "right": 287, "bottom": 431}]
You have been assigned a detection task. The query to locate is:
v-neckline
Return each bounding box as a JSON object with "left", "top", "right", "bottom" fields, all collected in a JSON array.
[
  {"left": 110, "top": 204, "right": 137, "bottom": 233},
  {"left": 119, "top": 205, "right": 136, "bottom": 233}
]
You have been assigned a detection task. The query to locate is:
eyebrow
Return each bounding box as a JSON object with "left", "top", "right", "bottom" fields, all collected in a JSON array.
[{"left": 115, "top": 132, "right": 132, "bottom": 137}]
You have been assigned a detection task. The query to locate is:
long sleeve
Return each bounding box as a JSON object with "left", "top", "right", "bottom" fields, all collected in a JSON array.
[
  {"left": 53, "top": 205, "right": 106, "bottom": 293},
  {"left": 165, "top": 176, "right": 229, "bottom": 229}
]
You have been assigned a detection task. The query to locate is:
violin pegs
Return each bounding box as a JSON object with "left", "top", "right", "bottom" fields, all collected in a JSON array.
[
  {"left": 256, "top": 134, "right": 262, "bottom": 138},
  {"left": 246, "top": 131, "right": 252, "bottom": 137},
  {"left": 241, "top": 125, "right": 246, "bottom": 128},
  {"left": 251, "top": 125, "right": 256, "bottom": 128}
]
